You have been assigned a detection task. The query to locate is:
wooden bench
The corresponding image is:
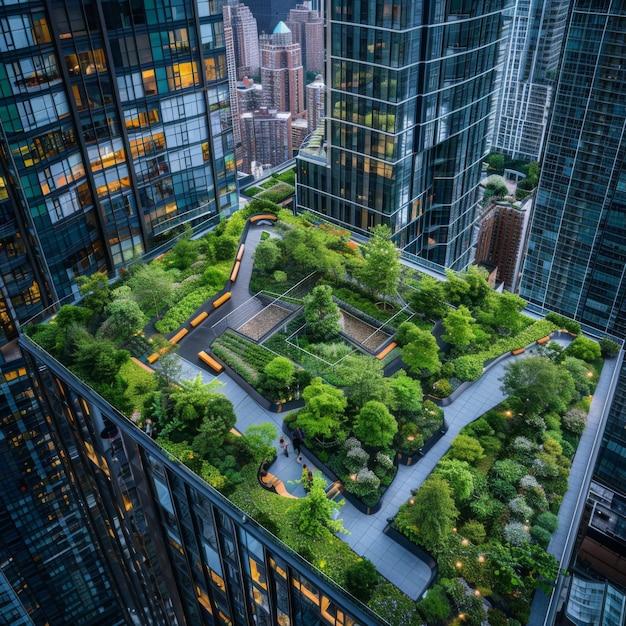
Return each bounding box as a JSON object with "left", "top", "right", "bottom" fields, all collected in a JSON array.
[
  {"left": 131, "top": 357, "right": 154, "bottom": 373},
  {"left": 212, "top": 291, "right": 231, "bottom": 309},
  {"left": 190, "top": 311, "right": 208, "bottom": 327},
  {"left": 230, "top": 260, "right": 241, "bottom": 283},
  {"left": 236, "top": 243, "right": 245, "bottom": 261},
  {"left": 198, "top": 351, "right": 224, "bottom": 373},
  {"left": 511, "top": 347, "right": 526, "bottom": 355},
  {"left": 169, "top": 327, "right": 188, "bottom": 344},
  {"left": 249, "top": 213, "right": 277, "bottom": 223},
  {"left": 537, "top": 336, "right": 551, "bottom": 345},
  {"left": 376, "top": 341, "right": 397, "bottom": 360},
  {"left": 260, "top": 472, "right": 298, "bottom": 498},
  {"left": 147, "top": 348, "right": 168, "bottom": 364}
]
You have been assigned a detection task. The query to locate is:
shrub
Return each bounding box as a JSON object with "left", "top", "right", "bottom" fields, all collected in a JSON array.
[
  {"left": 375, "top": 451, "right": 394, "bottom": 471},
  {"left": 534, "top": 511, "right": 559, "bottom": 533},
  {"left": 432, "top": 378, "right": 452, "bottom": 397},
  {"left": 369, "top": 583, "right": 421, "bottom": 626},
  {"left": 508, "top": 496, "right": 534, "bottom": 522},
  {"left": 599, "top": 337, "right": 621, "bottom": 359},
  {"left": 545, "top": 312, "right": 581, "bottom": 335},
  {"left": 453, "top": 355, "right": 484, "bottom": 381},
  {"left": 565, "top": 336, "right": 601, "bottom": 362},
  {"left": 504, "top": 522, "right": 531, "bottom": 546},
  {"left": 530, "top": 525, "right": 552, "bottom": 549},
  {"left": 344, "top": 559, "right": 379, "bottom": 602},
  {"left": 345, "top": 446, "right": 369, "bottom": 473},
  {"left": 417, "top": 583, "right": 451, "bottom": 624},
  {"left": 561, "top": 407, "right": 587, "bottom": 436},
  {"left": 460, "top": 520, "right": 486, "bottom": 545},
  {"left": 450, "top": 434, "right": 484, "bottom": 463}
]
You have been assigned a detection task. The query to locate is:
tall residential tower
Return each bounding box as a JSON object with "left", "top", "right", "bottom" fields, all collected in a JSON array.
[{"left": 297, "top": 0, "right": 509, "bottom": 269}]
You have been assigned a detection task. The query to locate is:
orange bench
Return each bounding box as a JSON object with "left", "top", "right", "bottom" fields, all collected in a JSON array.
[
  {"left": 212, "top": 292, "right": 231, "bottom": 309},
  {"left": 537, "top": 336, "right": 551, "bottom": 345},
  {"left": 147, "top": 347, "right": 168, "bottom": 364},
  {"left": 236, "top": 243, "right": 245, "bottom": 261},
  {"left": 249, "top": 213, "right": 277, "bottom": 223},
  {"left": 169, "top": 327, "right": 188, "bottom": 344},
  {"left": 511, "top": 347, "right": 526, "bottom": 355},
  {"left": 260, "top": 472, "right": 298, "bottom": 498},
  {"left": 230, "top": 260, "right": 241, "bottom": 283},
  {"left": 198, "top": 351, "right": 224, "bottom": 373},
  {"left": 376, "top": 341, "right": 397, "bottom": 360},
  {"left": 190, "top": 311, "right": 208, "bottom": 327}
]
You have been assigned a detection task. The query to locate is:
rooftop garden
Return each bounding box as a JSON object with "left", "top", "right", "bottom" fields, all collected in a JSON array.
[{"left": 23, "top": 203, "right": 618, "bottom": 626}]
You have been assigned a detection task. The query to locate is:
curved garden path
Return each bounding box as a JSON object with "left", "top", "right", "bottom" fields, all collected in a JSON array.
[{"left": 173, "top": 220, "right": 623, "bottom": 607}]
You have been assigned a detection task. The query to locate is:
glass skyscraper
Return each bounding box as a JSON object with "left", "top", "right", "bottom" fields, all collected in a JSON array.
[{"left": 297, "top": 0, "right": 508, "bottom": 269}]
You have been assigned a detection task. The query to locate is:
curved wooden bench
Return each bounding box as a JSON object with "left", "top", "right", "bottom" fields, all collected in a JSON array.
[
  {"left": 260, "top": 471, "right": 298, "bottom": 498},
  {"left": 190, "top": 311, "right": 208, "bottom": 327},
  {"left": 236, "top": 243, "right": 245, "bottom": 261},
  {"left": 511, "top": 347, "right": 526, "bottom": 355},
  {"left": 198, "top": 351, "right": 223, "bottom": 373},
  {"left": 376, "top": 341, "right": 397, "bottom": 360},
  {"left": 169, "top": 327, "right": 188, "bottom": 344},
  {"left": 212, "top": 291, "right": 231, "bottom": 309},
  {"left": 249, "top": 213, "right": 278, "bottom": 223},
  {"left": 537, "top": 336, "right": 551, "bottom": 345},
  {"left": 230, "top": 260, "right": 241, "bottom": 283}
]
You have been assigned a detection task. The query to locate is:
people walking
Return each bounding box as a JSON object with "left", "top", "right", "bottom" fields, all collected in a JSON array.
[{"left": 279, "top": 437, "right": 289, "bottom": 457}]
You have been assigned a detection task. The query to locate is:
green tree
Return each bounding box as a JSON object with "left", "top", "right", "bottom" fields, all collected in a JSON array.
[
  {"left": 416, "top": 583, "right": 452, "bottom": 624},
  {"left": 191, "top": 395, "right": 237, "bottom": 456},
  {"left": 344, "top": 559, "right": 378, "bottom": 602},
  {"left": 213, "top": 235, "right": 237, "bottom": 261},
  {"left": 401, "top": 328, "right": 441, "bottom": 378},
  {"left": 409, "top": 275, "right": 447, "bottom": 320},
  {"left": 76, "top": 272, "right": 111, "bottom": 314},
  {"left": 599, "top": 337, "right": 620, "bottom": 359},
  {"left": 433, "top": 458, "right": 475, "bottom": 502},
  {"left": 356, "top": 225, "right": 401, "bottom": 303},
  {"left": 296, "top": 473, "right": 346, "bottom": 537},
  {"left": 565, "top": 336, "right": 601, "bottom": 362},
  {"left": 407, "top": 475, "right": 459, "bottom": 552},
  {"left": 100, "top": 298, "right": 146, "bottom": 342},
  {"left": 335, "top": 354, "right": 388, "bottom": 408},
  {"left": 449, "top": 434, "right": 484, "bottom": 464},
  {"left": 303, "top": 285, "right": 341, "bottom": 342},
  {"left": 480, "top": 291, "right": 527, "bottom": 334},
  {"left": 243, "top": 423, "right": 277, "bottom": 464},
  {"left": 387, "top": 370, "right": 423, "bottom": 417},
  {"left": 73, "top": 335, "right": 130, "bottom": 385},
  {"left": 298, "top": 378, "right": 347, "bottom": 441},
  {"left": 253, "top": 238, "right": 280, "bottom": 273},
  {"left": 500, "top": 355, "right": 576, "bottom": 415},
  {"left": 128, "top": 264, "right": 175, "bottom": 319},
  {"left": 442, "top": 306, "right": 475, "bottom": 348},
  {"left": 443, "top": 270, "right": 472, "bottom": 306},
  {"left": 487, "top": 153, "right": 505, "bottom": 174},
  {"left": 169, "top": 238, "right": 197, "bottom": 270},
  {"left": 562, "top": 357, "right": 595, "bottom": 397},
  {"left": 261, "top": 356, "right": 295, "bottom": 402},
  {"left": 354, "top": 401, "right": 398, "bottom": 448}
]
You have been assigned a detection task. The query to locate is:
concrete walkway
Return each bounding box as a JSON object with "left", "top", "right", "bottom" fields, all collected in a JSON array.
[{"left": 171, "top": 222, "right": 617, "bottom": 605}]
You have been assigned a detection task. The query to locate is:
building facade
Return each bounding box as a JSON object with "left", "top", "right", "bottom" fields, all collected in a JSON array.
[
  {"left": 18, "top": 335, "right": 384, "bottom": 626},
  {"left": 260, "top": 21, "right": 305, "bottom": 119},
  {"left": 306, "top": 74, "right": 325, "bottom": 133},
  {"left": 517, "top": 1, "right": 626, "bottom": 623},
  {"left": 491, "top": 0, "right": 569, "bottom": 161},
  {"left": 240, "top": 107, "right": 292, "bottom": 174},
  {"left": 223, "top": 1, "right": 260, "bottom": 80},
  {"left": 285, "top": 2, "right": 325, "bottom": 73},
  {"left": 296, "top": 0, "right": 509, "bottom": 270}
]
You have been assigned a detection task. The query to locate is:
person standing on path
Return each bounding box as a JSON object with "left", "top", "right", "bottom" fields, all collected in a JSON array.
[{"left": 279, "top": 437, "right": 289, "bottom": 457}]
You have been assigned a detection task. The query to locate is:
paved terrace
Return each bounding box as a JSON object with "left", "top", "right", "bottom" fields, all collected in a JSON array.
[{"left": 171, "top": 222, "right": 620, "bottom": 605}]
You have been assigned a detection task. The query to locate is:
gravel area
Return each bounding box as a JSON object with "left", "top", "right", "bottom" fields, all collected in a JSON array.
[
  {"left": 340, "top": 310, "right": 391, "bottom": 352},
  {"left": 237, "top": 304, "right": 292, "bottom": 341}
]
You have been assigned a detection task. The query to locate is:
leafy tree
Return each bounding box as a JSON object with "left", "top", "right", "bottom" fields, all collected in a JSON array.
[
  {"left": 191, "top": 395, "right": 237, "bottom": 456},
  {"left": 356, "top": 225, "right": 401, "bottom": 302},
  {"left": 387, "top": 370, "right": 423, "bottom": 417},
  {"left": 401, "top": 328, "right": 441, "bottom": 378},
  {"left": 296, "top": 473, "right": 346, "bottom": 537},
  {"left": 335, "top": 355, "right": 388, "bottom": 408},
  {"left": 409, "top": 275, "right": 447, "bottom": 320},
  {"left": 243, "top": 423, "right": 277, "bottom": 464},
  {"left": 55, "top": 304, "right": 93, "bottom": 330},
  {"left": 169, "top": 238, "right": 197, "bottom": 270},
  {"left": 253, "top": 238, "right": 280, "bottom": 273},
  {"left": 500, "top": 355, "right": 576, "bottom": 415},
  {"left": 298, "top": 378, "right": 347, "bottom": 441},
  {"left": 261, "top": 356, "right": 295, "bottom": 402},
  {"left": 72, "top": 335, "right": 130, "bottom": 385},
  {"left": 344, "top": 559, "right": 378, "bottom": 602},
  {"left": 487, "top": 153, "right": 505, "bottom": 173},
  {"left": 395, "top": 321, "right": 420, "bottom": 347},
  {"left": 100, "top": 298, "right": 146, "bottom": 342},
  {"left": 354, "top": 401, "right": 398, "bottom": 448},
  {"left": 406, "top": 475, "right": 459, "bottom": 552},
  {"left": 449, "top": 434, "right": 484, "bottom": 464},
  {"left": 76, "top": 272, "right": 111, "bottom": 314},
  {"left": 128, "top": 264, "right": 175, "bottom": 319},
  {"left": 213, "top": 235, "right": 237, "bottom": 261},
  {"left": 443, "top": 270, "right": 472, "bottom": 306},
  {"left": 480, "top": 291, "right": 527, "bottom": 334},
  {"left": 303, "top": 285, "right": 341, "bottom": 342},
  {"left": 433, "top": 458, "right": 475, "bottom": 502},
  {"left": 562, "top": 357, "right": 595, "bottom": 397},
  {"left": 565, "top": 336, "right": 601, "bottom": 362},
  {"left": 442, "top": 306, "right": 475, "bottom": 348}
]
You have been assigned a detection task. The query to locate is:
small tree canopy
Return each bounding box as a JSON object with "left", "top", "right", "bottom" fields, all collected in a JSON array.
[
  {"left": 296, "top": 473, "right": 346, "bottom": 537},
  {"left": 303, "top": 285, "right": 341, "bottom": 342},
  {"left": 441, "top": 305, "right": 475, "bottom": 348},
  {"left": 401, "top": 328, "right": 441, "bottom": 378},
  {"left": 354, "top": 401, "right": 398, "bottom": 448},
  {"left": 356, "top": 225, "right": 401, "bottom": 302},
  {"left": 298, "top": 378, "right": 347, "bottom": 441}
]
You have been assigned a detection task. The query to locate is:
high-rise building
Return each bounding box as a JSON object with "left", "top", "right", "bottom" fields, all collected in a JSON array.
[
  {"left": 0, "top": 1, "right": 237, "bottom": 622},
  {"left": 517, "top": 1, "right": 626, "bottom": 622},
  {"left": 223, "top": 1, "right": 261, "bottom": 80},
  {"left": 285, "top": 2, "right": 325, "bottom": 73},
  {"left": 260, "top": 21, "right": 305, "bottom": 119},
  {"left": 491, "top": 0, "right": 569, "bottom": 161},
  {"left": 250, "top": 0, "right": 300, "bottom": 36},
  {"left": 240, "top": 107, "right": 292, "bottom": 174},
  {"left": 296, "top": 1, "right": 509, "bottom": 270},
  {"left": 306, "top": 73, "right": 325, "bottom": 134}
]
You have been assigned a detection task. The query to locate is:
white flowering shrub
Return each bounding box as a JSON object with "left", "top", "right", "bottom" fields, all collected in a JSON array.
[
  {"left": 504, "top": 521, "right": 531, "bottom": 546},
  {"left": 508, "top": 496, "right": 534, "bottom": 522},
  {"left": 375, "top": 451, "right": 394, "bottom": 471},
  {"left": 345, "top": 445, "right": 369, "bottom": 473}
]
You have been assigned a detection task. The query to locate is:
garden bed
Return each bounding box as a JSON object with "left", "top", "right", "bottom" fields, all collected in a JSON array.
[
  {"left": 340, "top": 310, "right": 391, "bottom": 352},
  {"left": 237, "top": 303, "right": 295, "bottom": 341}
]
